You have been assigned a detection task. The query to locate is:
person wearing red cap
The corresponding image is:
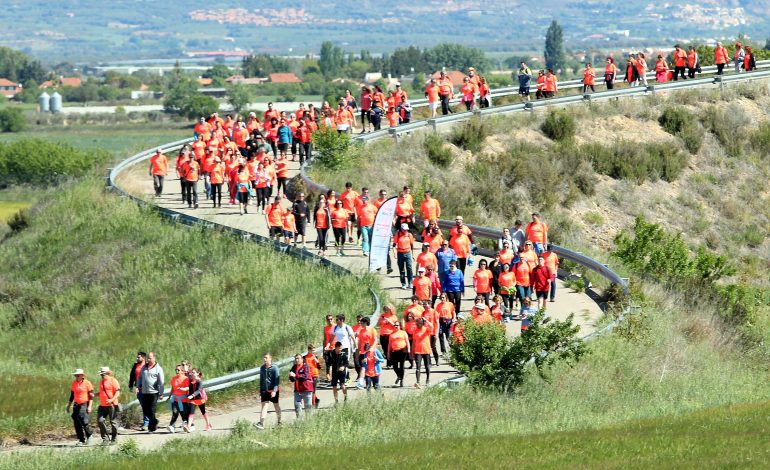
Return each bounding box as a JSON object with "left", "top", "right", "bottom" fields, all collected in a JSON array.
[{"left": 734, "top": 42, "right": 745, "bottom": 74}]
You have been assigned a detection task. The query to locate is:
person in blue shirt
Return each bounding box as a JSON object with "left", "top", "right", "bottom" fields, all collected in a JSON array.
[
  {"left": 443, "top": 260, "right": 465, "bottom": 314},
  {"left": 276, "top": 118, "right": 293, "bottom": 160},
  {"left": 436, "top": 240, "right": 457, "bottom": 287},
  {"left": 370, "top": 101, "right": 384, "bottom": 131}
]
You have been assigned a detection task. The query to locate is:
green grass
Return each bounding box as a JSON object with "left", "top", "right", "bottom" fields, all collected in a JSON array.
[
  {"left": 0, "top": 178, "right": 376, "bottom": 441},
  {"left": 0, "top": 201, "right": 31, "bottom": 222}
]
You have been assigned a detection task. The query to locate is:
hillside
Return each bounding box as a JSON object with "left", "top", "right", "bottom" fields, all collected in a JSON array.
[
  {"left": 1, "top": 1, "right": 767, "bottom": 62},
  {"left": 0, "top": 178, "right": 374, "bottom": 442}
]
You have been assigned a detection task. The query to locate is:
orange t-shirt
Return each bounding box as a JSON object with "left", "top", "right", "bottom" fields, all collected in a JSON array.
[
  {"left": 473, "top": 269, "right": 493, "bottom": 294},
  {"left": 71, "top": 379, "right": 94, "bottom": 405},
  {"left": 365, "top": 350, "right": 378, "bottom": 377},
  {"left": 331, "top": 208, "right": 348, "bottom": 229},
  {"left": 150, "top": 154, "right": 168, "bottom": 176},
  {"left": 450, "top": 233, "right": 471, "bottom": 258},
  {"left": 379, "top": 312, "right": 398, "bottom": 336},
  {"left": 209, "top": 162, "right": 225, "bottom": 184},
  {"left": 498, "top": 271, "right": 516, "bottom": 289},
  {"left": 404, "top": 303, "right": 425, "bottom": 320},
  {"left": 356, "top": 203, "right": 376, "bottom": 227},
  {"left": 315, "top": 207, "right": 329, "bottom": 229},
  {"left": 412, "top": 323, "right": 434, "bottom": 354},
  {"left": 98, "top": 377, "right": 121, "bottom": 406},
  {"left": 420, "top": 199, "right": 441, "bottom": 221},
  {"left": 542, "top": 252, "right": 559, "bottom": 275},
  {"left": 413, "top": 276, "right": 432, "bottom": 301},
  {"left": 498, "top": 249, "right": 514, "bottom": 266},
  {"left": 514, "top": 262, "right": 531, "bottom": 286},
  {"left": 416, "top": 251, "right": 438, "bottom": 271},
  {"left": 395, "top": 232, "right": 415, "bottom": 253},
  {"left": 340, "top": 190, "right": 360, "bottom": 213},
  {"left": 357, "top": 326, "right": 377, "bottom": 353},
  {"left": 170, "top": 375, "right": 189, "bottom": 401},
  {"left": 425, "top": 84, "right": 440, "bottom": 103},
  {"left": 395, "top": 198, "right": 414, "bottom": 217},
  {"left": 267, "top": 204, "right": 285, "bottom": 227},
  {"left": 526, "top": 221, "right": 548, "bottom": 243},
  {"left": 436, "top": 301, "right": 455, "bottom": 320},
  {"left": 388, "top": 330, "right": 409, "bottom": 352},
  {"left": 282, "top": 212, "right": 296, "bottom": 232}
]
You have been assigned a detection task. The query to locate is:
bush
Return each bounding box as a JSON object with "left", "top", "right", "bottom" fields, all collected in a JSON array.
[
  {"left": 7, "top": 209, "right": 29, "bottom": 233},
  {"left": 231, "top": 418, "right": 257, "bottom": 440},
  {"left": 451, "top": 312, "right": 586, "bottom": 392},
  {"left": 0, "top": 108, "right": 27, "bottom": 132},
  {"left": 449, "top": 117, "right": 489, "bottom": 154},
  {"left": 311, "top": 128, "right": 358, "bottom": 170},
  {"left": 700, "top": 104, "right": 747, "bottom": 157},
  {"left": 423, "top": 133, "right": 453, "bottom": 168},
  {"left": 577, "top": 141, "right": 688, "bottom": 184},
  {"left": 541, "top": 109, "right": 575, "bottom": 142},
  {"left": 749, "top": 121, "right": 770, "bottom": 157},
  {"left": 658, "top": 106, "right": 704, "bottom": 154},
  {"left": 0, "top": 139, "right": 102, "bottom": 186},
  {"left": 118, "top": 438, "right": 140, "bottom": 459}
]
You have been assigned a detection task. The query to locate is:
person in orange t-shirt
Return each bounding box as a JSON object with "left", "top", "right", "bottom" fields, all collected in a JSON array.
[
  {"left": 498, "top": 262, "right": 517, "bottom": 314},
  {"left": 514, "top": 259, "right": 533, "bottom": 311},
  {"left": 304, "top": 344, "right": 322, "bottom": 407},
  {"left": 354, "top": 316, "right": 378, "bottom": 389},
  {"left": 420, "top": 300, "right": 440, "bottom": 366},
  {"left": 180, "top": 156, "right": 200, "bottom": 209},
  {"left": 282, "top": 210, "right": 296, "bottom": 245},
  {"left": 96, "top": 367, "right": 121, "bottom": 444},
  {"left": 339, "top": 182, "right": 360, "bottom": 244},
  {"left": 387, "top": 319, "right": 410, "bottom": 386},
  {"left": 67, "top": 369, "right": 94, "bottom": 445},
  {"left": 356, "top": 196, "right": 377, "bottom": 256},
  {"left": 331, "top": 200, "right": 349, "bottom": 256},
  {"left": 525, "top": 212, "right": 549, "bottom": 255},
  {"left": 394, "top": 223, "right": 416, "bottom": 289},
  {"left": 473, "top": 259, "right": 493, "bottom": 305},
  {"left": 412, "top": 317, "right": 434, "bottom": 387},
  {"left": 413, "top": 266, "right": 432, "bottom": 301},
  {"left": 415, "top": 243, "right": 438, "bottom": 272},
  {"left": 582, "top": 63, "right": 596, "bottom": 93},
  {"left": 424, "top": 79, "right": 441, "bottom": 118},
  {"left": 420, "top": 191, "right": 441, "bottom": 227},
  {"left": 672, "top": 44, "right": 687, "bottom": 81},
  {"left": 168, "top": 365, "right": 190, "bottom": 433},
  {"left": 149, "top": 148, "right": 168, "bottom": 197},
  {"left": 266, "top": 197, "right": 286, "bottom": 240},
  {"left": 378, "top": 304, "right": 399, "bottom": 367},
  {"left": 208, "top": 158, "right": 225, "bottom": 208},
  {"left": 435, "top": 293, "right": 456, "bottom": 354}
]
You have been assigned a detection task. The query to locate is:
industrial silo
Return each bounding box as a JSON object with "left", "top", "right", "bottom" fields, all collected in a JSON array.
[
  {"left": 38, "top": 92, "right": 50, "bottom": 112},
  {"left": 50, "top": 92, "right": 62, "bottom": 113}
]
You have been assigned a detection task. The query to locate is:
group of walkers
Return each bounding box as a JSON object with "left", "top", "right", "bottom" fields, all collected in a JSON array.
[{"left": 67, "top": 352, "right": 211, "bottom": 446}]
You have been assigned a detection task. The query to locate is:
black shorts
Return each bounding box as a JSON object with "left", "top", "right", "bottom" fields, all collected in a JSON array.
[
  {"left": 331, "top": 370, "right": 348, "bottom": 387},
  {"left": 270, "top": 226, "right": 282, "bottom": 237},
  {"left": 536, "top": 290, "right": 549, "bottom": 299},
  {"left": 295, "top": 220, "right": 306, "bottom": 236},
  {"left": 347, "top": 214, "right": 355, "bottom": 222},
  {"left": 277, "top": 143, "right": 288, "bottom": 151},
  {"left": 260, "top": 390, "right": 279, "bottom": 403},
  {"left": 519, "top": 86, "right": 530, "bottom": 96}
]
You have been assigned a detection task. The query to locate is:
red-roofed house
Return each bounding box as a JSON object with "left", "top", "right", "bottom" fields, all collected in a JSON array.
[
  {"left": 269, "top": 73, "right": 302, "bottom": 84},
  {"left": 40, "top": 77, "right": 82, "bottom": 89},
  {"left": 0, "top": 79, "right": 20, "bottom": 98},
  {"left": 197, "top": 77, "right": 213, "bottom": 86}
]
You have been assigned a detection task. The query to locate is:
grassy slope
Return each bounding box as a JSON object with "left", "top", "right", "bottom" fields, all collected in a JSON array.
[
  {"left": 6, "top": 395, "right": 770, "bottom": 469},
  {"left": 0, "top": 178, "right": 375, "bottom": 440}
]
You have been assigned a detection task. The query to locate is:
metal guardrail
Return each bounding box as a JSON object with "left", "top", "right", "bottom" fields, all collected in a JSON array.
[{"left": 108, "top": 142, "right": 382, "bottom": 409}]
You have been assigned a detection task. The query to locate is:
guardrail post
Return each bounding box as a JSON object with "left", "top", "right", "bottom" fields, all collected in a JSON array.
[
  {"left": 427, "top": 118, "right": 437, "bottom": 132},
  {"left": 472, "top": 108, "right": 482, "bottom": 120},
  {"left": 582, "top": 93, "right": 592, "bottom": 102},
  {"left": 524, "top": 102, "right": 534, "bottom": 111},
  {"left": 646, "top": 85, "right": 656, "bottom": 94},
  {"left": 105, "top": 168, "right": 113, "bottom": 187},
  {"left": 388, "top": 127, "right": 399, "bottom": 143},
  {"left": 713, "top": 75, "right": 725, "bottom": 95}
]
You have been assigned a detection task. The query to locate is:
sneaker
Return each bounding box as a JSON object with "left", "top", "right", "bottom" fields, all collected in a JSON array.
[
  {"left": 85, "top": 436, "right": 93, "bottom": 446},
  {"left": 101, "top": 439, "right": 111, "bottom": 446},
  {"left": 205, "top": 424, "right": 212, "bottom": 431},
  {"left": 168, "top": 425, "right": 175, "bottom": 434},
  {"left": 255, "top": 422, "right": 264, "bottom": 430},
  {"left": 401, "top": 284, "right": 409, "bottom": 290},
  {"left": 387, "top": 268, "right": 393, "bottom": 274},
  {"left": 414, "top": 383, "right": 421, "bottom": 389},
  {"left": 139, "top": 425, "right": 147, "bottom": 432},
  {"left": 75, "top": 441, "right": 86, "bottom": 447},
  {"left": 183, "top": 424, "right": 190, "bottom": 433},
  {"left": 426, "top": 381, "right": 431, "bottom": 387},
  {"left": 549, "top": 299, "right": 555, "bottom": 302},
  {"left": 190, "top": 425, "right": 196, "bottom": 432}
]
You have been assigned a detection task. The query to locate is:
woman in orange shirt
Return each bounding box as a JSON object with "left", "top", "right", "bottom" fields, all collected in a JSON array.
[
  {"left": 498, "top": 263, "right": 517, "bottom": 315},
  {"left": 473, "top": 259, "right": 493, "bottom": 305},
  {"left": 330, "top": 200, "right": 349, "bottom": 257},
  {"left": 514, "top": 259, "right": 532, "bottom": 315},
  {"left": 387, "top": 320, "right": 410, "bottom": 387},
  {"left": 313, "top": 194, "right": 331, "bottom": 257},
  {"left": 168, "top": 365, "right": 190, "bottom": 433},
  {"left": 403, "top": 311, "right": 418, "bottom": 369},
  {"left": 235, "top": 164, "right": 252, "bottom": 216},
  {"left": 412, "top": 317, "right": 434, "bottom": 388},
  {"left": 655, "top": 55, "right": 669, "bottom": 83},
  {"left": 478, "top": 76, "right": 491, "bottom": 108},
  {"left": 582, "top": 63, "right": 595, "bottom": 93},
  {"left": 435, "top": 293, "right": 456, "bottom": 354},
  {"left": 208, "top": 158, "right": 225, "bottom": 209},
  {"left": 274, "top": 154, "right": 289, "bottom": 198},
  {"left": 604, "top": 57, "right": 617, "bottom": 90}
]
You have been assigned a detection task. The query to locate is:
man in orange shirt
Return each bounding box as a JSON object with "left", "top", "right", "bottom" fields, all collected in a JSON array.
[
  {"left": 266, "top": 196, "right": 285, "bottom": 240},
  {"left": 354, "top": 316, "right": 378, "bottom": 389},
  {"left": 394, "top": 223, "right": 416, "bottom": 289},
  {"left": 419, "top": 191, "right": 441, "bottom": 228},
  {"left": 395, "top": 190, "right": 415, "bottom": 229},
  {"left": 149, "top": 148, "right": 168, "bottom": 197},
  {"left": 424, "top": 78, "right": 441, "bottom": 118},
  {"left": 67, "top": 368, "right": 94, "bottom": 446},
  {"left": 180, "top": 155, "right": 200, "bottom": 209},
  {"left": 378, "top": 304, "right": 399, "bottom": 367},
  {"left": 340, "top": 182, "right": 360, "bottom": 244},
  {"left": 450, "top": 220, "right": 472, "bottom": 274},
  {"left": 415, "top": 242, "right": 438, "bottom": 272},
  {"left": 96, "top": 367, "right": 121, "bottom": 445},
  {"left": 413, "top": 266, "right": 432, "bottom": 302},
  {"left": 672, "top": 44, "right": 687, "bottom": 81},
  {"left": 356, "top": 195, "right": 376, "bottom": 257},
  {"left": 263, "top": 102, "right": 280, "bottom": 122},
  {"left": 335, "top": 100, "right": 354, "bottom": 134},
  {"left": 525, "top": 212, "right": 549, "bottom": 255},
  {"left": 436, "top": 71, "right": 454, "bottom": 116}
]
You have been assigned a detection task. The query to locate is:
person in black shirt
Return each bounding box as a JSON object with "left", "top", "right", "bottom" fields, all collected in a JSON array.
[
  {"left": 292, "top": 192, "right": 310, "bottom": 249},
  {"left": 329, "top": 342, "right": 349, "bottom": 403}
]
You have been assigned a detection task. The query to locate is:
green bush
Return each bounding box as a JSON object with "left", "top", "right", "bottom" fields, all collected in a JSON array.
[
  {"left": 749, "top": 121, "right": 770, "bottom": 156},
  {"left": 311, "top": 128, "right": 358, "bottom": 170},
  {"left": 541, "top": 109, "right": 575, "bottom": 142},
  {"left": 451, "top": 312, "right": 586, "bottom": 392},
  {"left": 0, "top": 139, "right": 102, "bottom": 186},
  {"left": 6, "top": 208, "right": 29, "bottom": 233},
  {"left": 577, "top": 141, "right": 688, "bottom": 184},
  {"left": 449, "top": 117, "right": 489, "bottom": 154},
  {"left": 700, "top": 104, "right": 747, "bottom": 157},
  {"left": 658, "top": 106, "right": 704, "bottom": 154},
  {"left": 0, "top": 108, "right": 27, "bottom": 132},
  {"left": 423, "top": 133, "right": 453, "bottom": 168}
]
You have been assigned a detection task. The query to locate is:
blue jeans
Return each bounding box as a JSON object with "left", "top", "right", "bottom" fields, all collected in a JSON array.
[
  {"left": 137, "top": 391, "right": 150, "bottom": 427},
  {"left": 549, "top": 275, "right": 557, "bottom": 300},
  {"left": 516, "top": 285, "right": 530, "bottom": 312},
  {"left": 533, "top": 242, "right": 544, "bottom": 255},
  {"left": 397, "top": 252, "right": 414, "bottom": 286},
  {"left": 361, "top": 225, "right": 373, "bottom": 254}
]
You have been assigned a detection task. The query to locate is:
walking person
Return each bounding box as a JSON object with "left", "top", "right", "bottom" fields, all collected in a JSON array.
[
  {"left": 331, "top": 200, "right": 349, "bottom": 256},
  {"left": 329, "top": 341, "right": 349, "bottom": 403},
  {"left": 292, "top": 192, "right": 310, "bottom": 249},
  {"left": 378, "top": 304, "right": 399, "bottom": 367},
  {"left": 582, "top": 63, "right": 596, "bottom": 93},
  {"left": 180, "top": 153, "right": 200, "bottom": 209},
  {"left": 127, "top": 351, "right": 149, "bottom": 431},
  {"left": 136, "top": 351, "right": 164, "bottom": 433},
  {"left": 256, "top": 353, "right": 281, "bottom": 430},
  {"left": 187, "top": 368, "right": 212, "bottom": 432},
  {"left": 304, "top": 345, "right": 322, "bottom": 408},
  {"left": 235, "top": 163, "right": 251, "bottom": 215},
  {"left": 424, "top": 79, "right": 441, "bottom": 119},
  {"left": 604, "top": 57, "right": 617, "bottom": 90},
  {"left": 168, "top": 364, "right": 190, "bottom": 434},
  {"left": 96, "top": 367, "right": 121, "bottom": 445},
  {"left": 289, "top": 354, "right": 314, "bottom": 419},
  {"left": 387, "top": 320, "right": 410, "bottom": 387},
  {"left": 356, "top": 195, "right": 376, "bottom": 257},
  {"left": 208, "top": 157, "right": 224, "bottom": 208},
  {"left": 655, "top": 54, "right": 669, "bottom": 83},
  {"left": 412, "top": 317, "right": 434, "bottom": 388},
  {"left": 687, "top": 46, "right": 699, "bottom": 79},
  {"left": 444, "top": 260, "right": 465, "bottom": 314},
  {"left": 542, "top": 245, "right": 560, "bottom": 302},
  {"left": 672, "top": 45, "right": 687, "bottom": 81},
  {"left": 733, "top": 42, "right": 745, "bottom": 74},
  {"left": 394, "top": 223, "right": 416, "bottom": 289},
  {"left": 715, "top": 42, "right": 728, "bottom": 75},
  {"left": 314, "top": 194, "right": 331, "bottom": 257},
  {"left": 532, "top": 256, "right": 553, "bottom": 312},
  {"left": 149, "top": 148, "right": 168, "bottom": 197},
  {"left": 744, "top": 46, "right": 756, "bottom": 72},
  {"left": 436, "top": 294, "right": 456, "bottom": 355},
  {"left": 67, "top": 368, "right": 94, "bottom": 446},
  {"left": 636, "top": 53, "right": 649, "bottom": 86},
  {"left": 361, "top": 343, "right": 386, "bottom": 392},
  {"left": 436, "top": 71, "right": 454, "bottom": 116},
  {"left": 517, "top": 62, "right": 532, "bottom": 102}
]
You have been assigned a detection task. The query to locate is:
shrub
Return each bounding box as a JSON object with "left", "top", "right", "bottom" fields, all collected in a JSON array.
[
  {"left": 311, "top": 128, "right": 358, "bottom": 170},
  {"left": 231, "top": 418, "right": 257, "bottom": 439},
  {"left": 423, "top": 133, "right": 453, "bottom": 168},
  {"left": 7, "top": 209, "right": 29, "bottom": 233},
  {"left": 0, "top": 139, "right": 102, "bottom": 186},
  {"left": 0, "top": 108, "right": 27, "bottom": 132},
  {"left": 450, "top": 312, "right": 586, "bottom": 392},
  {"left": 577, "top": 142, "right": 688, "bottom": 184},
  {"left": 449, "top": 117, "right": 489, "bottom": 154},
  {"left": 658, "top": 106, "right": 704, "bottom": 154},
  {"left": 700, "top": 104, "right": 748, "bottom": 157},
  {"left": 749, "top": 121, "right": 770, "bottom": 156},
  {"left": 541, "top": 109, "right": 575, "bottom": 142},
  {"left": 118, "top": 438, "right": 140, "bottom": 459}
]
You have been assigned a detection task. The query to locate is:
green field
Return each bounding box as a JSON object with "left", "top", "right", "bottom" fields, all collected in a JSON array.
[{"left": 0, "top": 178, "right": 376, "bottom": 441}]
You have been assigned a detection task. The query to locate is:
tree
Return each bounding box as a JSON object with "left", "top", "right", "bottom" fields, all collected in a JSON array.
[
  {"left": 544, "top": 20, "right": 566, "bottom": 71},
  {"left": 319, "top": 41, "right": 344, "bottom": 78},
  {"left": 0, "top": 46, "right": 46, "bottom": 85},
  {"left": 423, "top": 43, "right": 490, "bottom": 73},
  {"left": 226, "top": 84, "right": 252, "bottom": 114},
  {"left": 765, "top": 37, "right": 770, "bottom": 51},
  {"left": 203, "top": 64, "right": 233, "bottom": 80},
  {"left": 387, "top": 46, "right": 425, "bottom": 76},
  {"left": 241, "top": 54, "right": 290, "bottom": 78},
  {"left": 182, "top": 95, "right": 219, "bottom": 121},
  {"left": 0, "top": 108, "right": 27, "bottom": 133},
  {"left": 163, "top": 77, "right": 218, "bottom": 119},
  {"left": 14, "top": 79, "right": 40, "bottom": 104}
]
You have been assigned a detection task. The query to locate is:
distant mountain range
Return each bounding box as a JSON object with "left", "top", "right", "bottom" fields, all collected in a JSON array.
[{"left": 1, "top": 0, "right": 768, "bottom": 63}]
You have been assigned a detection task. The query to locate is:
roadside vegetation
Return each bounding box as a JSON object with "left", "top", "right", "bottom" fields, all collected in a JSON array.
[{"left": 0, "top": 178, "right": 375, "bottom": 442}]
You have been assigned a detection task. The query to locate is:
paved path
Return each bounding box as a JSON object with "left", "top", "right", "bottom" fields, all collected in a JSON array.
[{"left": 16, "top": 153, "right": 601, "bottom": 454}]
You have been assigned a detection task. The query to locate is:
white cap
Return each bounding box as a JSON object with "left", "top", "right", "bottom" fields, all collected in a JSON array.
[
  {"left": 72, "top": 368, "right": 85, "bottom": 376},
  {"left": 475, "top": 303, "right": 485, "bottom": 309},
  {"left": 418, "top": 266, "right": 426, "bottom": 272},
  {"left": 98, "top": 366, "right": 111, "bottom": 375},
  {"left": 400, "top": 223, "right": 409, "bottom": 230}
]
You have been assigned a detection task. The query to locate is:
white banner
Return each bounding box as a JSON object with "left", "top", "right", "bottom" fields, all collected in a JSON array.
[{"left": 369, "top": 196, "right": 397, "bottom": 272}]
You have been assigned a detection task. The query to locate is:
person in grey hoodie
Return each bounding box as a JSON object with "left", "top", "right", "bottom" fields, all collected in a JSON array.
[
  {"left": 136, "top": 351, "right": 164, "bottom": 433},
  {"left": 256, "top": 353, "right": 281, "bottom": 429}
]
